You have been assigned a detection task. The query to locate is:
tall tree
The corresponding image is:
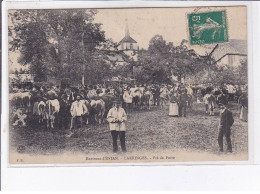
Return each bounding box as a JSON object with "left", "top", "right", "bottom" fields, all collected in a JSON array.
[
  {"left": 136, "top": 35, "right": 172, "bottom": 83},
  {"left": 211, "top": 59, "right": 248, "bottom": 86},
  {"left": 9, "top": 9, "right": 109, "bottom": 85},
  {"left": 136, "top": 35, "right": 206, "bottom": 84}
]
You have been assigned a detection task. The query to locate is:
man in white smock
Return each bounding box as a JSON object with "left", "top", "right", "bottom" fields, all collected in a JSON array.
[
  {"left": 123, "top": 87, "right": 133, "bottom": 113},
  {"left": 107, "top": 100, "right": 127, "bottom": 153},
  {"left": 68, "top": 95, "right": 88, "bottom": 136}
]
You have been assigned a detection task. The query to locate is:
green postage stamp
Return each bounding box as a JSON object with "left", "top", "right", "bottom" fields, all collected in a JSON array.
[{"left": 188, "top": 11, "right": 228, "bottom": 45}]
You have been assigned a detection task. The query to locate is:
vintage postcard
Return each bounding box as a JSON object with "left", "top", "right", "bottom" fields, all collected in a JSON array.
[{"left": 8, "top": 6, "right": 248, "bottom": 165}]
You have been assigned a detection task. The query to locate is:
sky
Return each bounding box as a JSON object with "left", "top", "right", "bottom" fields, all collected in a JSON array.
[
  {"left": 9, "top": 6, "right": 247, "bottom": 72},
  {"left": 94, "top": 6, "right": 247, "bottom": 52}
]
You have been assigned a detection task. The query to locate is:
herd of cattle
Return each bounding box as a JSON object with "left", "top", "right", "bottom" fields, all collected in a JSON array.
[{"left": 9, "top": 83, "right": 247, "bottom": 129}]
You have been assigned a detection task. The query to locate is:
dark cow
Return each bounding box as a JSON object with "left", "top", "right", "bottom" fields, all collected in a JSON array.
[
  {"left": 10, "top": 92, "right": 31, "bottom": 113},
  {"left": 100, "top": 93, "right": 116, "bottom": 118},
  {"left": 131, "top": 89, "right": 143, "bottom": 109},
  {"left": 142, "top": 90, "right": 153, "bottom": 110},
  {"left": 203, "top": 94, "right": 216, "bottom": 115},
  {"left": 217, "top": 93, "right": 228, "bottom": 105}
]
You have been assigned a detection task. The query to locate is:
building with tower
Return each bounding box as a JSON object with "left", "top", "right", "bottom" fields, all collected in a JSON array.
[
  {"left": 100, "top": 23, "right": 139, "bottom": 82},
  {"left": 118, "top": 23, "right": 139, "bottom": 57}
]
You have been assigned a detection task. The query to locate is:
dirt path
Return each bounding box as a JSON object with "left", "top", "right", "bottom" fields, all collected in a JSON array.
[
  {"left": 10, "top": 102, "right": 248, "bottom": 158},
  {"left": 126, "top": 103, "right": 248, "bottom": 155}
]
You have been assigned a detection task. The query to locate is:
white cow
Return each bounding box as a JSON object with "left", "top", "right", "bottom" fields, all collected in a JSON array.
[
  {"left": 160, "top": 87, "right": 169, "bottom": 107},
  {"left": 46, "top": 99, "right": 60, "bottom": 128}
]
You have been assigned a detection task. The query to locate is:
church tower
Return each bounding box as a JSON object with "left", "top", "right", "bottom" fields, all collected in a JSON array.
[{"left": 119, "top": 23, "right": 139, "bottom": 56}]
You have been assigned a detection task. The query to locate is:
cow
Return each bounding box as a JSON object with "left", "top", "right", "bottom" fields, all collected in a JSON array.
[
  {"left": 89, "top": 99, "right": 106, "bottom": 124},
  {"left": 10, "top": 92, "right": 31, "bottom": 113},
  {"left": 79, "top": 99, "right": 91, "bottom": 125},
  {"left": 131, "top": 88, "right": 143, "bottom": 109},
  {"left": 200, "top": 88, "right": 207, "bottom": 97},
  {"left": 10, "top": 93, "right": 20, "bottom": 111},
  {"left": 234, "top": 86, "right": 243, "bottom": 103},
  {"left": 226, "top": 84, "right": 236, "bottom": 101},
  {"left": 203, "top": 93, "right": 216, "bottom": 116},
  {"left": 151, "top": 86, "right": 160, "bottom": 106},
  {"left": 160, "top": 86, "right": 170, "bottom": 107},
  {"left": 142, "top": 90, "right": 153, "bottom": 110},
  {"left": 45, "top": 99, "right": 60, "bottom": 129},
  {"left": 38, "top": 101, "right": 47, "bottom": 124},
  {"left": 217, "top": 93, "right": 228, "bottom": 105},
  {"left": 100, "top": 93, "right": 116, "bottom": 118},
  {"left": 46, "top": 90, "right": 58, "bottom": 100},
  {"left": 186, "top": 86, "right": 194, "bottom": 96},
  {"left": 87, "top": 89, "right": 97, "bottom": 99},
  {"left": 213, "top": 88, "right": 222, "bottom": 96}
]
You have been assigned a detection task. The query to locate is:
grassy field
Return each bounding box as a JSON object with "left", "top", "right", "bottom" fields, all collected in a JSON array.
[{"left": 10, "top": 101, "right": 248, "bottom": 159}]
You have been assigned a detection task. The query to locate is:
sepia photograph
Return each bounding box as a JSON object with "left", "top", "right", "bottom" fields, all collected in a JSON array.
[{"left": 7, "top": 6, "right": 248, "bottom": 164}]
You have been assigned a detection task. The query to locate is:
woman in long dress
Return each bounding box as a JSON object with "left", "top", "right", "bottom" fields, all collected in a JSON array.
[
  {"left": 238, "top": 93, "right": 248, "bottom": 122},
  {"left": 169, "top": 93, "right": 179, "bottom": 117}
]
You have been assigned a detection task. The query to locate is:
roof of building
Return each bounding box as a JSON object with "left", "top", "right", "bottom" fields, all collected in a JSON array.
[
  {"left": 216, "top": 53, "right": 247, "bottom": 63},
  {"left": 119, "top": 23, "right": 137, "bottom": 44},
  {"left": 119, "top": 36, "right": 137, "bottom": 44},
  {"left": 211, "top": 39, "right": 247, "bottom": 61}
]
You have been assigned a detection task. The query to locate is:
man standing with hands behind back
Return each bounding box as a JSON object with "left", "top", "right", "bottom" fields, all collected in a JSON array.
[
  {"left": 218, "top": 103, "right": 234, "bottom": 153},
  {"left": 107, "top": 100, "right": 127, "bottom": 154}
]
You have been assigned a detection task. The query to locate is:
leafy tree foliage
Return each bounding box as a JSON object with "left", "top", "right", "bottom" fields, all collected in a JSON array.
[
  {"left": 9, "top": 11, "right": 246, "bottom": 87},
  {"left": 136, "top": 35, "right": 207, "bottom": 84},
  {"left": 9, "top": 9, "right": 112, "bottom": 85},
  {"left": 212, "top": 59, "right": 248, "bottom": 85}
]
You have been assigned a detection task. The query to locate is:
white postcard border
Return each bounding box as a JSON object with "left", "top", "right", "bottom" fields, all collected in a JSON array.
[{"left": 1, "top": 1, "right": 258, "bottom": 167}]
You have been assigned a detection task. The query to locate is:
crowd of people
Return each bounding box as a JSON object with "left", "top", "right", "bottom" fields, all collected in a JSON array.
[{"left": 10, "top": 82, "right": 248, "bottom": 153}]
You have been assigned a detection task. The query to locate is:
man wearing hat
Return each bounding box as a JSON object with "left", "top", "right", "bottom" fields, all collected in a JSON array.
[
  {"left": 59, "top": 94, "right": 70, "bottom": 131},
  {"left": 218, "top": 103, "right": 234, "bottom": 153},
  {"left": 179, "top": 89, "right": 189, "bottom": 117},
  {"left": 107, "top": 100, "right": 127, "bottom": 153}
]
